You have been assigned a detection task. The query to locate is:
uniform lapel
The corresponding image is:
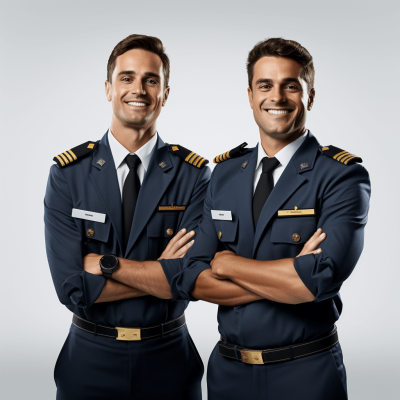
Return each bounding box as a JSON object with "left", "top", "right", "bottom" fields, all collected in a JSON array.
[
  {"left": 124, "top": 136, "right": 175, "bottom": 257},
  {"left": 89, "top": 133, "right": 124, "bottom": 251},
  {"left": 252, "top": 132, "right": 320, "bottom": 257},
  {"left": 232, "top": 147, "right": 258, "bottom": 259}
]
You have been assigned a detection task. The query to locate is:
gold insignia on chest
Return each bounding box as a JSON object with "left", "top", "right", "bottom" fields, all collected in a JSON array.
[
  {"left": 300, "top": 162, "right": 309, "bottom": 169},
  {"left": 278, "top": 206, "right": 315, "bottom": 217},
  {"left": 159, "top": 203, "right": 186, "bottom": 212}
]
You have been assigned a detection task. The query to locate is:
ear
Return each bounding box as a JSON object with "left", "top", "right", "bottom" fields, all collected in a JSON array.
[
  {"left": 247, "top": 87, "right": 254, "bottom": 110},
  {"left": 105, "top": 81, "right": 112, "bottom": 102},
  {"left": 162, "top": 86, "right": 170, "bottom": 107},
  {"left": 307, "top": 88, "right": 315, "bottom": 111}
]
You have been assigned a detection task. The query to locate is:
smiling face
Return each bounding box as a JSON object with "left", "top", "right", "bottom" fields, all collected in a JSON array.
[
  {"left": 105, "top": 48, "right": 169, "bottom": 131},
  {"left": 248, "top": 56, "right": 315, "bottom": 143}
]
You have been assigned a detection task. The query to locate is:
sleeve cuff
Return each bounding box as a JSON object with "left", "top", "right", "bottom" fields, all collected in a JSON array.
[
  {"left": 171, "top": 262, "right": 210, "bottom": 301},
  {"left": 293, "top": 254, "right": 318, "bottom": 297},
  {"left": 158, "top": 258, "right": 183, "bottom": 288},
  {"left": 62, "top": 271, "right": 106, "bottom": 308}
]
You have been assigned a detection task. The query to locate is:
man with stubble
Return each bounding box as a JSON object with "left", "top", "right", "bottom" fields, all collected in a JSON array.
[{"left": 172, "top": 38, "right": 370, "bottom": 399}]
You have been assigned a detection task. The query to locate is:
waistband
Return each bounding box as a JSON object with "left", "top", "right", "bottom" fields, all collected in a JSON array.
[{"left": 72, "top": 313, "right": 186, "bottom": 341}]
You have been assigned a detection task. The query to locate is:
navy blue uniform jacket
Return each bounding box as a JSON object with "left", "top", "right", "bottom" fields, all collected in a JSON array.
[
  {"left": 172, "top": 132, "right": 371, "bottom": 349},
  {"left": 44, "top": 133, "right": 210, "bottom": 327}
]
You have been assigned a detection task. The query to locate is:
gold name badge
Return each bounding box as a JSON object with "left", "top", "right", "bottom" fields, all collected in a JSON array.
[
  {"left": 278, "top": 206, "right": 315, "bottom": 217},
  {"left": 159, "top": 205, "right": 186, "bottom": 212}
]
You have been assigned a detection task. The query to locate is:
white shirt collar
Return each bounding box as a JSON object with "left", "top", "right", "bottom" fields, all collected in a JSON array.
[
  {"left": 108, "top": 129, "right": 158, "bottom": 172},
  {"left": 256, "top": 130, "right": 308, "bottom": 170}
]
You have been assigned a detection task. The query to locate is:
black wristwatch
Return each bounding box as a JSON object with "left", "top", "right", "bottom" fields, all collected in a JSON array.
[{"left": 99, "top": 254, "right": 119, "bottom": 278}]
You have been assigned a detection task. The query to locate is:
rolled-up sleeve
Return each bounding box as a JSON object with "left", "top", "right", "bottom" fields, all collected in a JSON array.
[
  {"left": 44, "top": 165, "right": 106, "bottom": 308},
  {"left": 294, "top": 164, "right": 371, "bottom": 302},
  {"left": 170, "top": 172, "right": 222, "bottom": 300},
  {"left": 159, "top": 166, "right": 211, "bottom": 287}
]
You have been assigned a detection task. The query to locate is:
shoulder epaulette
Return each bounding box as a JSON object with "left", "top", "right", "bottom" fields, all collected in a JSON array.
[
  {"left": 213, "top": 142, "right": 248, "bottom": 164},
  {"left": 169, "top": 144, "right": 209, "bottom": 168},
  {"left": 53, "top": 141, "right": 97, "bottom": 168},
  {"left": 321, "top": 145, "right": 362, "bottom": 165}
]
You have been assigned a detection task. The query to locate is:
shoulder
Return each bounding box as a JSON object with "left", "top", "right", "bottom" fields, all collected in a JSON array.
[
  {"left": 52, "top": 140, "right": 97, "bottom": 168},
  {"left": 319, "top": 145, "right": 362, "bottom": 166},
  {"left": 168, "top": 144, "right": 209, "bottom": 169}
]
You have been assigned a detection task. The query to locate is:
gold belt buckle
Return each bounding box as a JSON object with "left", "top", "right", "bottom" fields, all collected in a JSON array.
[
  {"left": 240, "top": 350, "right": 263, "bottom": 365},
  {"left": 116, "top": 327, "right": 141, "bottom": 341}
]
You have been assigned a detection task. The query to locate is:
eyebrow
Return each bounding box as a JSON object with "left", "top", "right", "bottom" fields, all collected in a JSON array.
[
  {"left": 117, "top": 70, "right": 161, "bottom": 80},
  {"left": 255, "top": 77, "right": 302, "bottom": 86}
]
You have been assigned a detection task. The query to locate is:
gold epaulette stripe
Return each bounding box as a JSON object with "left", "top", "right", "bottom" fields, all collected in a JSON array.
[
  {"left": 336, "top": 152, "right": 351, "bottom": 162},
  {"left": 188, "top": 153, "right": 198, "bottom": 164},
  {"left": 68, "top": 149, "right": 77, "bottom": 160},
  {"left": 197, "top": 158, "right": 207, "bottom": 168},
  {"left": 344, "top": 156, "right": 357, "bottom": 165},
  {"left": 63, "top": 151, "right": 73, "bottom": 163},
  {"left": 226, "top": 150, "right": 231, "bottom": 159},
  {"left": 333, "top": 150, "right": 347, "bottom": 160},
  {"left": 60, "top": 153, "right": 69, "bottom": 164},
  {"left": 193, "top": 156, "right": 204, "bottom": 167},
  {"left": 185, "top": 152, "right": 195, "bottom": 162},
  {"left": 341, "top": 154, "right": 355, "bottom": 164},
  {"left": 55, "top": 155, "right": 65, "bottom": 167}
]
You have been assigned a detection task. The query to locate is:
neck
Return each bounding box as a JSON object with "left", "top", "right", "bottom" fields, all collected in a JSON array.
[
  {"left": 259, "top": 127, "right": 305, "bottom": 157},
  {"left": 110, "top": 116, "right": 157, "bottom": 153}
]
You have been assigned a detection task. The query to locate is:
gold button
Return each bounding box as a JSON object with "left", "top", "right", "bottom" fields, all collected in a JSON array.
[
  {"left": 166, "top": 228, "right": 173, "bottom": 237},
  {"left": 292, "top": 233, "right": 300, "bottom": 242},
  {"left": 218, "top": 231, "right": 222, "bottom": 239},
  {"left": 87, "top": 228, "right": 94, "bottom": 237}
]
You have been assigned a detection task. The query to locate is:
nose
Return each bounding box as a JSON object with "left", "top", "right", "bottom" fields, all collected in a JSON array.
[
  {"left": 132, "top": 79, "right": 146, "bottom": 95},
  {"left": 270, "top": 86, "right": 285, "bottom": 103}
]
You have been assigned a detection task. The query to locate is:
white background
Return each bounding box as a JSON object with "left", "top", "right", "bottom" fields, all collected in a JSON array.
[{"left": 1, "top": 0, "right": 399, "bottom": 399}]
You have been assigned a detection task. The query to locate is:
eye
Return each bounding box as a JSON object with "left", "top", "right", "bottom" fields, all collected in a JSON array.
[
  {"left": 121, "top": 77, "right": 132, "bottom": 82},
  {"left": 146, "top": 79, "right": 157, "bottom": 85},
  {"left": 259, "top": 84, "right": 271, "bottom": 90},
  {"left": 286, "top": 84, "right": 299, "bottom": 90}
]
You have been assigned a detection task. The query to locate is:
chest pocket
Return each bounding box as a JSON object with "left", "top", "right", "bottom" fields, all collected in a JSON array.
[
  {"left": 270, "top": 216, "right": 317, "bottom": 259},
  {"left": 213, "top": 219, "right": 239, "bottom": 250},
  {"left": 147, "top": 213, "right": 180, "bottom": 259},
  {"left": 271, "top": 216, "right": 317, "bottom": 244},
  {"left": 77, "top": 219, "right": 111, "bottom": 243}
]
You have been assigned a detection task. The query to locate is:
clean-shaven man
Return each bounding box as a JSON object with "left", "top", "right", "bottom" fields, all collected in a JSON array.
[{"left": 45, "top": 34, "right": 209, "bottom": 399}]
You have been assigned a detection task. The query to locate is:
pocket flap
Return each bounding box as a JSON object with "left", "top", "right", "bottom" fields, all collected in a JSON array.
[
  {"left": 81, "top": 220, "right": 111, "bottom": 242},
  {"left": 147, "top": 213, "right": 179, "bottom": 238},
  {"left": 270, "top": 217, "right": 316, "bottom": 244},
  {"left": 214, "top": 218, "right": 239, "bottom": 243}
]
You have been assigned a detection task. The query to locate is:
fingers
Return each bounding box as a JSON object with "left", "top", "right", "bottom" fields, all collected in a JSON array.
[
  {"left": 304, "top": 228, "right": 326, "bottom": 251},
  {"left": 176, "top": 239, "right": 195, "bottom": 258},
  {"left": 170, "top": 230, "right": 195, "bottom": 253}
]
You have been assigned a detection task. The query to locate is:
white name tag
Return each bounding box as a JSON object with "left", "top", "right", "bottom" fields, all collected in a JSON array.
[
  {"left": 211, "top": 210, "right": 232, "bottom": 221},
  {"left": 72, "top": 208, "right": 106, "bottom": 223}
]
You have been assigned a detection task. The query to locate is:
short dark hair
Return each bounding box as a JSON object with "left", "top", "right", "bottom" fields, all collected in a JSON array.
[
  {"left": 247, "top": 38, "right": 314, "bottom": 93},
  {"left": 107, "top": 34, "right": 170, "bottom": 88}
]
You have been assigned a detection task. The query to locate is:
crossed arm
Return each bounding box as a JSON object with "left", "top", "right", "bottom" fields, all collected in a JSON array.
[
  {"left": 191, "top": 229, "right": 325, "bottom": 306},
  {"left": 83, "top": 229, "right": 195, "bottom": 302}
]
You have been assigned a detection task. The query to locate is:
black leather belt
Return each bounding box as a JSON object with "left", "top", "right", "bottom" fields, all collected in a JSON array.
[
  {"left": 218, "top": 327, "right": 338, "bottom": 365},
  {"left": 72, "top": 313, "right": 186, "bottom": 341}
]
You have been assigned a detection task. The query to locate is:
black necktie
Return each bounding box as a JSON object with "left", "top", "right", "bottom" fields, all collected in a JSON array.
[
  {"left": 122, "top": 154, "right": 141, "bottom": 249},
  {"left": 252, "top": 157, "right": 280, "bottom": 227}
]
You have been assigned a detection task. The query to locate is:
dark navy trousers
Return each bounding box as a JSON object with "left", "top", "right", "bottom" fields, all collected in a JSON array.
[
  {"left": 207, "top": 343, "right": 348, "bottom": 400},
  {"left": 54, "top": 323, "right": 203, "bottom": 400}
]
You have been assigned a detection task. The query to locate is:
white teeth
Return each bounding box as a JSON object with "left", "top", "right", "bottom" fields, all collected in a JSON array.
[
  {"left": 267, "top": 110, "right": 289, "bottom": 115},
  {"left": 127, "top": 102, "right": 147, "bottom": 106}
]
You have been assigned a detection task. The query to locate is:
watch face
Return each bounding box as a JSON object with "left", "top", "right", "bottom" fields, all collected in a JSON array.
[{"left": 101, "top": 255, "right": 118, "bottom": 269}]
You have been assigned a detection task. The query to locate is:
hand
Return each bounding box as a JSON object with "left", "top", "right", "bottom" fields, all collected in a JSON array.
[
  {"left": 210, "top": 250, "right": 237, "bottom": 280},
  {"left": 296, "top": 228, "right": 326, "bottom": 258},
  {"left": 158, "top": 228, "right": 195, "bottom": 260},
  {"left": 83, "top": 253, "right": 103, "bottom": 275}
]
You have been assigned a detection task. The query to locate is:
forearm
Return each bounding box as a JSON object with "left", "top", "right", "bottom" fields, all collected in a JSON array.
[
  {"left": 95, "top": 279, "right": 148, "bottom": 303},
  {"left": 191, "top": 269, "right": 263, "bottom": 306},
  {"left": 112, "top": 259, "right": 172, "bottom": 299},
  {"left": 224, "top": 257, "right": 314, "bottom": 304}
]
